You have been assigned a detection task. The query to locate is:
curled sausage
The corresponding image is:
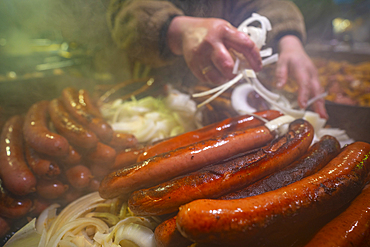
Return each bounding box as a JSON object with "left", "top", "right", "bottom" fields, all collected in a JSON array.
[
  {"left": 0, "top": 216, "right": 10, "bottom": 238},
  {"left": 65, "top": 164, "right": 92, "bottom": 190},
  {"left": 108, "top": 132, "right": 138, "bottom": 152},
  {"left": 79, "top": 88, "right": 102, "bottom": 118},
  {"left": 61, "top": 87, "right": 113, "bottom": 143},
  {"left": 155, "top": 216, "right": 193, "bottom": 247},
  {"left": 220, "top": 135, "right": 341, "bottom": 200},
  {"left": 23, "top": 100, "right": 69, "bottom": 157},
  {"left": 305, "top": 183, "right": 370, "bottom": 247},
  {"left": 176, "top": 141, "right": 370, "bottom": 246},
  {"left": 48, "top": 98, "right": 98, "bottom": 150},
  {"left": 0, "top": 115, "right": 37, "bottom": 196},
  {"left": 57, "top": 145, "right": 82, "bottom": 168},
  {"left": 24, "top": 143, "right": 61, "bottom": 179},
  {"left": 0, "top": 179, "right": 33, "bottom": 219},
  {"left": 36, "top": 179, "right": 68, "bottom": 199},
  {"left": 111, "top": 147, "right": 145, "bottom": 170},
  {"left": 85, "top": 142, "right": 116, "bottom": 167},
  {"left": 137, "top": 110, "right": 282, "bottom": 162},
  {"left": 99, "top": 122, "right": 276, "bottom": 199},
  {"left": 129, "top": 119, "right": 314, "bottom": 216}
]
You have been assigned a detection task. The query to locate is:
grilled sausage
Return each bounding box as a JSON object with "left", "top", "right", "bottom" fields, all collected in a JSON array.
[
  {"left": 129, "top": 119, "right": 314, "bottom": 216},
  {"left": 304, "top": 183, "right": 370, "bottom": 247},
  {"left": 108, "top": 132, "right": 138, "bottom": 152},
  {"left": 61, "top": 87, "right": 113, "bottom": 143},
  {"left": 24, "top": 143, "right": 61, "bottom": 179},
  {"left": 65, "top": 164, "right": 92, "bottom": 190},
  {"left": 36, "top": 179, "right": 68, "bottom": 199},
  {"left": 220, "top": 135, "right": 341, "bottom": 200},
  {"left": 137, "top": 110, "right": 282, "bottom": 162},
  {"left": 23, "top": 100, "right": 69, "bottom": 157},
  {"left": 0, "top": 115, "right": 37, "bottom": 196},
  {"left": 0, "top": 216, "right": 10, "bottom": 238},
  {"left": 85, "top": 142, "right": 116, "bottom": 167},
  {"left": 111, "top": 147, "right": 145, "bottom": 170},
  {"left": 176, "top": 141, "right": 370, "bottom": 246},
  {"left": 99, "top": 122, "right": 276, "bottom": 199},
  {"left": 57, "top": 145, "right": 82, "bottom": 168},
  {"left": 155, "top": 216, "right": 193, "bottom": 247},
  {"left": 48, "top": 98, "right": 98, "bottom": 150},
  {"left": 29, "top": 198, "right": 52, "bottom": 217},
  {"left": 0, "top": 179, "right": 33, "bottom": 219},
  {"left": 79, "top": 88, "right": 102, "bottom": 118},
  {"left": 154, "top": 134, "right": 338, "bottom": 247}
]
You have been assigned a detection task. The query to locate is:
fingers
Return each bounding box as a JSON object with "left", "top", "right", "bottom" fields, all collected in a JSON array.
[
  {"left": 310, "top": 77, "right": 329, "bottom": 119},
  {"left": 275, "top": 58, "right": 289, "bottom": 88},
  {"left": 224, "top": 30, "right": 262, "bottom": 72},
  {"left": 294, "top": 66, "right": 311, "bottom": 109},
  {"left": 293, "top": 64, "right": 328, "bottom": 119}
]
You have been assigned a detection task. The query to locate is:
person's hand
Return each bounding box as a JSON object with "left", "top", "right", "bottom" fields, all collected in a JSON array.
[
  {"left": 167, "top": 16, "right": 262, "bottom": 85},
  {"left": 276, "top": 35, "right": 328, "bottom": 119}
]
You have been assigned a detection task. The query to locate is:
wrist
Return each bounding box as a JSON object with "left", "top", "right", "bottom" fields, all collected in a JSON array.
[
  {"left": 278, "top": 35, "right": 304, "bottom": 52},
  {"left": 167, "top": 16, "right": 187, "bottom": 55}
]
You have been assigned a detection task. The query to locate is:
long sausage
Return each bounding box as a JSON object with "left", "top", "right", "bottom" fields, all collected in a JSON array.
[
  {"left": 154, "top": 135, "right": 339, "bottom": 247},
  {"left": 137, "top": 110, "right": 282, "bottom": 162},
  {"left": 128, "top": 119, "right": 314, "bottom": 216},
  {"left": 0, "top": 115, "right": 37, "bottom": 196},
  {"left": 24, "top": 143, "right": 61, "bottom": 179},
  {"left": 99, "top": 122, "right": 276, "bottom": 199},
  {"left": 48, "top": 98, "right": 98, "bottom": 150},
  {"left": 23, "top": 100, "right": 69, "bottom": 157},
  {"left": 0, "top": 179, "right": 33, "bottom": 219},
  {"left": 304, "top": 183, "right": 370, "bottom": 247},
  {"left": 176, "top": 141, "right": 370, "bottom": 246},
  {"left": 220, "top": 135, "right": 341, "bottom": 200},
  {"left": 61, "top": 87, "right": 113, "bottom": 143},
  {"left": 155, "top": 216, "right": 193, "bottom": 247}
]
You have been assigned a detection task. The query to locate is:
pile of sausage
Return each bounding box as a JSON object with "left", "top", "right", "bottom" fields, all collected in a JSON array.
[
  {"left": 0, "top": 87, "right": 139, "bottom": 239},
  {"left": 98, "top": 110, "right": 370, "bottom": 247}
]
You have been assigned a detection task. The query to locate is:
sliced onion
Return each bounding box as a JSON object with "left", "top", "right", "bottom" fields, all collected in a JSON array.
[
  {"left": 36, "top": 204, "right": 60, "bottom": 234},
  {"left": 114, "top": 223, "right": 156, "bottom": 247},
  {"left": 265, "top": 115, "right": 296, "bottom": 136},
  {"left": 231, "top": 83, "right": 258, "bottom": 114}
]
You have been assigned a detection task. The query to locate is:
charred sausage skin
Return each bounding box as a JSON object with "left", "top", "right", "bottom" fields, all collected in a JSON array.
[
  {"left": 137, "top": 110, "right": 282, "bottom": 162},
  {"left": 99, "top": 123, "right": 275, "bottom": 199},
  {"left": 304, "top": 183, "right": 370, "bottom": 247},
  {"left": 221, "top": 135, "right": 341, "bottom": 200},
  {"left": 176, "top": 141, "right": 370, "bottom": 246},
  {"left": 129, "top": 119, "right": 314, "bottom": 216}
]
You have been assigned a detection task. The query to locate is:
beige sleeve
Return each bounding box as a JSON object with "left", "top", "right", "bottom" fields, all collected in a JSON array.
[{"left": 107, "top": 0, "right": 184, "bottom": 67}]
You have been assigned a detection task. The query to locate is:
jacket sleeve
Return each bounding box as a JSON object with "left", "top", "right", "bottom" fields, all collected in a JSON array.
[
  {"left": 224, "top": 0, "right": 307, "bottom": 51},
  {"left": 107, "top": 0, "right": 184, "bottom": 67}
]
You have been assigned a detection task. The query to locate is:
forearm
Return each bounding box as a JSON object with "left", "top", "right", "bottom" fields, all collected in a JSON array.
[{"left": 107, "top": 0, "right": 184, "bottom": 67}]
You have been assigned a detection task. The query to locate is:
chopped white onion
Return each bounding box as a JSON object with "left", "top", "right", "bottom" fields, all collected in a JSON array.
[{"left": 102, "top": 86, "right": 199, "bottom": 143}]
